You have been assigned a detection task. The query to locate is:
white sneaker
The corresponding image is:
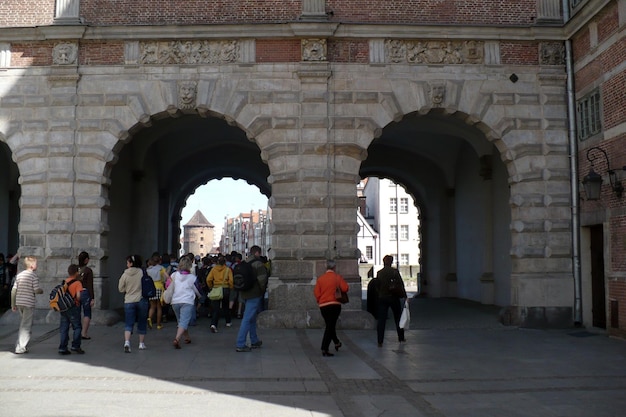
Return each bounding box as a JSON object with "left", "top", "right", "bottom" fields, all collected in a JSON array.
[
  {"left": 210, "top": 325, "right": 218, "bottom": 333},
  {"left": 139, "top": 343, "right": 146, "bottom": 350},
  {"left": 226, "top": 322, "right": 232, "bottom": 327},
  {"left": 124, "top": 342, "right": 131, "bottom": 353}
]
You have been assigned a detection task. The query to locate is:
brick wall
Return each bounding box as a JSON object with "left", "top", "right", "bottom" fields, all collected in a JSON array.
[
  {"left": 1, "top": 0, "right": 539, "bottom": 28},
  {"left": 80, "top": 0, "right": 301, "bottom": 26},
  {"left": 10, "top": 42, "right": 54, "bottom": 67},
  {"left": 500, "top": 42, "right": 539, "bottom": 65},
  {"left": 326, "top": 0, "right": 537, "bottom": 25},
  {"left": 0, "top": 0, "right": 54, "bottom": 28},
  {"left": 256, "top": 39, "right": 301, "bottom": 63},
  {"left": 327, "top": 40, "right": 369, "bottom": 63}
]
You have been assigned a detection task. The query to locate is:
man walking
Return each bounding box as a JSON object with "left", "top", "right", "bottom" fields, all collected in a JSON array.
[{"left": 235, "top": 245, "right": 268, "bottom": 352}]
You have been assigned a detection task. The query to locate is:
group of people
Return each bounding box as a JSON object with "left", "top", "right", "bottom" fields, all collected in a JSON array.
[
  {"left": 314, "top": 254, "right": 408, "bottom": 357},
  {"left": 10, "top": 252, "right": 94, "bottom": 355},
  {"left": 118, "top": 245, "right": 269, "bottom": 353},
  {"left": 10, "top": 248, "right": 407, "bottom": 357}
]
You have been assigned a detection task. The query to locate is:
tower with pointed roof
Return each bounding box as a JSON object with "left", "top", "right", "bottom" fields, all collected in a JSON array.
[{"left": 182, "top": 210, "right": 215, "bottom": 257}]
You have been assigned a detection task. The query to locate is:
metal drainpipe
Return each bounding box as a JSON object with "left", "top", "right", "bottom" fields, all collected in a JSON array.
[{"left": 562, "top": 0, "right": 583, "bottom": 326}]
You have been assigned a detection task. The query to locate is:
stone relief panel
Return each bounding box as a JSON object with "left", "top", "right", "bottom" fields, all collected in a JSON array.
[
  {"left": 384, "top": 39, "right": 484, "bottom": 64},
  {"left": 139, "top": 40, "right": 240, "bottom": 64},
  {"left": 428, "top": 82, "right": 446, "bottom": 107},
  {"left": 53, "top": 43, "right": 78, "bottom": 65},
  {"left": 178, "top": 81, "right": 197, "bottom": 110},
  {"left": 540, "top": 42, "right": 565, "bottom": 65},
  {"left": 302, "top": 39, "right": 327, "bottom": 61}
]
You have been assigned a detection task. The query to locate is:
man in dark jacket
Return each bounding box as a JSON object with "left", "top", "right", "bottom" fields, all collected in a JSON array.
[
  {"left": 235, "top": 245, "right": 268, "bottom": 352},
  {"left": 376, "top": 255, "right": 407, "bottom": 347}
]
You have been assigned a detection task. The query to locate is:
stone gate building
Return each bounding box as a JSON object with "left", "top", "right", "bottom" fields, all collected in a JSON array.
[{"left": 0, "top": 0, "right": 624, "bottom": 333}]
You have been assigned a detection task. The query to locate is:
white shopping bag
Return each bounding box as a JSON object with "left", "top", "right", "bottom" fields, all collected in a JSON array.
[{"left": 399, "top": 300, "right": 410, "bottom": 329}]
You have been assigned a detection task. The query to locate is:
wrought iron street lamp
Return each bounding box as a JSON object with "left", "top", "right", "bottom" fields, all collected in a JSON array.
[{"left": 582, "top": 146, "right": 625, "bottom": 200}]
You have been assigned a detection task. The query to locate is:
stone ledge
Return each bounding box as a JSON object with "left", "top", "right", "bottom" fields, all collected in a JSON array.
[{"left": 258, "top": 309, "right": 375, "bottom": 329}]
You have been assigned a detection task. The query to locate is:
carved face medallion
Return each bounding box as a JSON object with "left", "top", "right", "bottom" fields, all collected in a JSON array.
[{"left": 178, "top": 81, "right": 197, "bottom": 109}]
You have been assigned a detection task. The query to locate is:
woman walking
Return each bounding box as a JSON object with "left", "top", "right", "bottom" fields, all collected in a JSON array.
[
  {"left": 146, "top": 254, "right": 168, "bottom": 330},
  {"left": 314, "top": 260, "right": 349, "bottom": 357},
  {"left": 170, "top": 256, "right": 201, "bottom": 349},
  {"left": 77, "top": 251, "right": 95, "bottom": 340},
  {"left": 118, "top": 254, "right": 149, "bottom": 353},
  {"left": 206, "top": 254, "right": 233, "bottom": 332}
]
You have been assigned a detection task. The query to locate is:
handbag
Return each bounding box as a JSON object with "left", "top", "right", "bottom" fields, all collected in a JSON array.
[
  {"left": 334, "top": 274, "right": 349, "bottom": 304},
  {"left": 161, "top": 273, "right": 176, "bottom": 304},
  {"left": 209, "top": 286, "right": 223, "bottom": 301},
  {"left": 399, "top": 299, "right": 411, "bottom": 329}
]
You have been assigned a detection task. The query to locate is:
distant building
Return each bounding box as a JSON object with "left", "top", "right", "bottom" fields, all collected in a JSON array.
[
  {"left": 182, "top": 210, "right": 215, "bottom": 258},
  {"left": 360, "top": 178, "right": 421, "bottom": 269},
  {"left": 221, "top": 209, "right": 271, "bottom": 257}
]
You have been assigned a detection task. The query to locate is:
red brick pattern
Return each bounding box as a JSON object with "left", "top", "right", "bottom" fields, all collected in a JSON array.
[
  {"left": 596, "top": 1, "right": 619, "bottom": 44},
  {"left": 327, "top": 40, "right": 369, "bottom": 63},
  {"left": 10, "top": 42, "right": 54, "bottom": 67},
  {"left": 256, "top": 39, "right": 301, "bottom": 63},
  {"left": 499, "top": 42, "right": 539, "bottom": 65},
  {"left": 80, "top": 0, "right": 301, "bottom": 25},
  {"left": 0, "top": 0, "right": 54, "bottom": 27},
  {"left": 80, "top": 42, "right": 125, "bottom": 66},
  {"left": 326, "top": 0, "right": 537, "bottom": 25}
]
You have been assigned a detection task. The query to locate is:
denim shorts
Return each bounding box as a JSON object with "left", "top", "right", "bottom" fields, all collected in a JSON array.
[
  {"left": 172, "top": 303, "right": 194, "bottom": 330},
  {"left": 123, "top": 299, "right": 149, "bottom": 334},
  {"left": 80, "top": 289, "right": 91, "bottom": 318}
]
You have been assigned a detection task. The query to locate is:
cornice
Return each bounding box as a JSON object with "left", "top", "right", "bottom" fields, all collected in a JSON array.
[
  {"left": 563, "top": 0, "right": 613, "bottom": 38},
  {"left": 0, "top": 22, "right": 567, "bottom": 43}
]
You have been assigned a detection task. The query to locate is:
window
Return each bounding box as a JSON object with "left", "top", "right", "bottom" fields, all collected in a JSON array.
[
  {"left": 400, "top": 254, "right": 409, "bottom": 265},
  {"left": 366, "top": 246, "right": 373, "bottom": 259},
  {"left": 400, "top": 225, "right": 409, "bottom": 240},
  {"left": 389, "top": 197, "right": 397, "bottom": 213},
  {"left": 390, "top": 225, "right": 397, "bottom": 241},
  {"left": 577, "top": 89, "right": 601, "bottom": 141},
  {"left": 400, "top": 198, "right": 409, "bottom": 213}
]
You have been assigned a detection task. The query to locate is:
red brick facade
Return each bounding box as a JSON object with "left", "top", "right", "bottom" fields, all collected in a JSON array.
[{"left": 575, "top": 0, "right": 626, "bottom": 337}]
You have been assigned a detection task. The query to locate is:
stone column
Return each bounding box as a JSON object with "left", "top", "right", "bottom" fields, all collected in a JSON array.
[
  {"left": 258, "top": 62, "right": 374, "bottom": 329},
  {"left": 54, "top": 0, "right": 81, "bottom": 24}
]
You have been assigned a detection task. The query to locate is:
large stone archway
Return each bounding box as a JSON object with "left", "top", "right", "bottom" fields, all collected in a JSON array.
[{"left": 0, "top": 10, "right": 574, "bottom": 328}]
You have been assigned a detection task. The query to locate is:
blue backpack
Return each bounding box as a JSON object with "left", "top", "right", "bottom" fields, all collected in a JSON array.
[{"left": 141, "top": 269, "right": 157, "bottom": 299}]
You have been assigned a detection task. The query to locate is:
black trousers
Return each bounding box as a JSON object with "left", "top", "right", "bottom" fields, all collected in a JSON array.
[
  {"left": 377, "top": 296, "right": 404, "bottom": 344},
  {"left": 320, "top": 304, "right": 341, "bottom": 351}
]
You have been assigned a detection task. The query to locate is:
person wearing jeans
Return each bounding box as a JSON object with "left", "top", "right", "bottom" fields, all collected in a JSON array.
[
  {"left": 118, "top": 254, "right": 149, "bottom": 353},
  {"left": 235, "top": 246, "right": 268, "bottom": 352},
  {"left": 58, "top": 264, "right": 84, "bottom": 355}
]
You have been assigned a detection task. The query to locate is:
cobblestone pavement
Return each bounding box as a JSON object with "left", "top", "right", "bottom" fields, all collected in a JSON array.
[{"left": 1, "top": 298, "right": 626, "bottom": 417}]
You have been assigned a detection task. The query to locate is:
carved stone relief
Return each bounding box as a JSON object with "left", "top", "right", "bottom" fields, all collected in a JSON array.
[
  {"left": 302, "top": 39, "right": 327, "bottom": 61},
  {"left": 385, "top": 40, "right": 484, "bottom": 64},
  {"left": 428, "top": 83, "right": 446, "bottom": 107},
  {"left": 139, "top": 40, "right": 240, "bottom": 64},
  {"left": 53, "top": 43, "right": 78, "bottom": 65},
  {"left": 540, "top": 42, "right": 565, "bottom": 65},
  {"left": 178, "top": 81, "right": 197, "bottom": 110}
]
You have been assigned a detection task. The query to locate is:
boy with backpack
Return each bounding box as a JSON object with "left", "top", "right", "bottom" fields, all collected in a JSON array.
[{"left": 58, "top": 264, "right": 85, "bottom": 355}]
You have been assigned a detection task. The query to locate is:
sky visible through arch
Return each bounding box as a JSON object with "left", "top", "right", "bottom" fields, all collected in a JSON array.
[{"left": 180, "top": 178, "right": 268, "bottom": 242}]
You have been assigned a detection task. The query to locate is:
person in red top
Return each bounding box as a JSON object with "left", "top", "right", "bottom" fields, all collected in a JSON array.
[
  {"left": 58, "top": 264, "right": 85, "bottom": 355},
  {"left": 314, "top": 259, "right": 349, "bottom": 357}
]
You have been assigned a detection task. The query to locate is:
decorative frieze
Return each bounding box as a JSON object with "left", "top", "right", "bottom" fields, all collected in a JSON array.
[
  {"left": 384, "top": 40, "right": 484, "bottom": 64},
  {"left": 178, "top": 81, "right": 197, "bottom": 110},
  {"left": 302, "top": 39, "right": 327, "bottom": 61},
  {"left": 53, "top": 43, "right": 78, "bottom": 65},
  {"left": 139, "top": 40, "right": 240, "bottom": 65},
  {"left": 540, "top": 42, "right": 565, "bottom": 65}
]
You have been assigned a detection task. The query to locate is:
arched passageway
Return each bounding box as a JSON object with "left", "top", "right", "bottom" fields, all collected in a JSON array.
[
  {"left": 360, "top": 110, "right": 512, "bottom": 307},
  {"left": 105, "top": 113, "right": 269, "bottom": 309},
  {"left": 0, "top": 141, "right": 20, "bottom": 257}
]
